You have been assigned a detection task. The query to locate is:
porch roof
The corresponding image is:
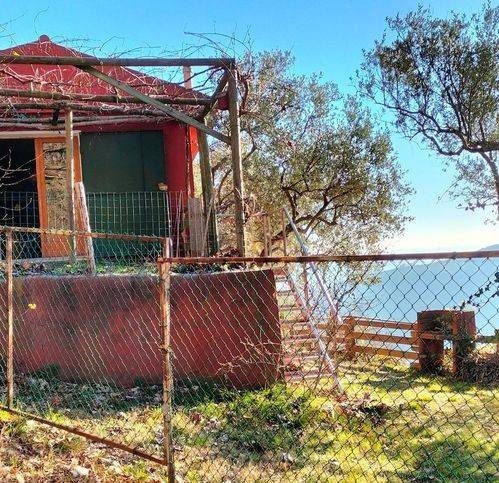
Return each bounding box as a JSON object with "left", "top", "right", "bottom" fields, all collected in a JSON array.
[{"left": 0, "top": 35, "right": 212, "bottom": 128}]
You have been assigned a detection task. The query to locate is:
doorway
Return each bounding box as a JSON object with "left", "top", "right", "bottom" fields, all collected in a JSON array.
[{"left": 0, "top": 139, "right": 41, "bottom": 258}]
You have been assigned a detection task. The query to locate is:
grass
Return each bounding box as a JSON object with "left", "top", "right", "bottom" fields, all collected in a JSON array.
[{"left": 0, "top": 359, "right": 497, "bottom": 482}]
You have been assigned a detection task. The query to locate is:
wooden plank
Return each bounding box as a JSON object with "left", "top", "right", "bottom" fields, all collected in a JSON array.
[
  {"left": 352, "top": 331, "right": 415, "bottom": 345},
  {"left": 0, "top": 55, "right": 235, "bottom": 68},
  {"left": 227, "top": 68, "right": 246, "bottom": 256},
  {"left": 354, "top": 345, "right": 418, "bottom": 360},
  {"left": 78, "top": 66, "right": 230, "bottom": 144},
  {"left": 355, "top": 318, "right": 415, "bottom": 331}
]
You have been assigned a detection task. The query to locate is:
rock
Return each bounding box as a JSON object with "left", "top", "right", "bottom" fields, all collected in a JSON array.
[
  {"left": 71, "top": 466, "right": 90, "bottom": 478},
  {"left": 281, "top": 452, "right": 294, "bottom": 464}
]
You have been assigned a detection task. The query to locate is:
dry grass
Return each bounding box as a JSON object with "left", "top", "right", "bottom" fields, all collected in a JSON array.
[{"left": 0, "top": 359, "right": 497, "bottom": 482}]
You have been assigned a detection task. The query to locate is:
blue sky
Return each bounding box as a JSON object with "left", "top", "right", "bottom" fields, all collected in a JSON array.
[{"left": 1, "top": 0, "right": 497, "bottom": 252}]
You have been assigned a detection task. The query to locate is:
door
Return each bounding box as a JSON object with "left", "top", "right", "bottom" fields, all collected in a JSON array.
[{"left": 34, "top": 136, "right": 83, "bottom": 258}]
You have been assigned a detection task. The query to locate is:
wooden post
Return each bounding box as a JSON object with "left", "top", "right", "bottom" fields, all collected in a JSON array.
[
  {"left": 158, "top": 241, "right": 175, "bottom": 481},
  {"left": 197, "top": 128, "right": 219, "bottom": 254},
  {"left": 344, "top": 316, "right": 357, "bottom": 360},
  {"left": 65, "top": 109, "right": 76, "bottom": 263},
  {"left": 75, "top": 182, "right": 96, "bottom": 274},
  {"left": 227, "top": 68, "right": 246, "bottom": 256},
  {"left": 5, "top": 229, "right": 14, "bottom": 408}
]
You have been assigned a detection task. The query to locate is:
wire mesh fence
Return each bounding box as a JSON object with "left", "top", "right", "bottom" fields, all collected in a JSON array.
[
  {"left": 0, "top": 227, "right": 168, "bottom": 465},
  {"left": 0, "top": 227, "right": 497, "bottom": 481}
]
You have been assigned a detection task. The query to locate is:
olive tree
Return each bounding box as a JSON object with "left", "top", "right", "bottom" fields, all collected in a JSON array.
[
  {"left": 359, "top": 4, "right": 499, "bottom": 218},
  {"left": 210, "top": 50, "right": 411, "bottom": 254}
]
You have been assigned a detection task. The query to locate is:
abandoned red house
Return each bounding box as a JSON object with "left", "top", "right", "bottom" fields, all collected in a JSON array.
[{"left": 0, "top": 35, "right": 239, "bottom": 258}]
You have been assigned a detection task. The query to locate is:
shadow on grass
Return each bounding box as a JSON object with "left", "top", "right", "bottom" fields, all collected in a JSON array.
[
  {"left": 341, "top": 359, "right": 480, "bottom": 394},
  {"left": 392, "top": 435, "right": 498, "bottom": 482}
]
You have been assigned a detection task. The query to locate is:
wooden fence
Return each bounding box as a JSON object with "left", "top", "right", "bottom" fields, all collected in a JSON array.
[
  {"left": 338, "top": 316, "right": 498, "bottom": 366},
  {"left": 341, "top": 316, "right": 419, "bottom": 363}
]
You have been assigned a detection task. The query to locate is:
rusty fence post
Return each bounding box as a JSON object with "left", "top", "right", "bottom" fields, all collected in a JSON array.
[
  {"left": 159, "top": 238, "right": 175, "bottom": 481},
  {"left": 5, "top": 229, "right": 14, "bottom": 408}
]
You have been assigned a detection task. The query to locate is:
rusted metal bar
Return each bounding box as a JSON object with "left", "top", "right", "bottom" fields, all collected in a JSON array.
[
  {"left": 0, "top": 405, "right": 165, "bottom": 465},
  {"left": 159, "top": 249, "right": 499, "bottom": 264},
  {"left": 263, "top": 214, "right": 270, "bottom": 257},
  {"left": 0, "top": 225, "right": 165, "bottom": 243},
  {"left": 0, "top": 87, "right": 211, "bottom": 105},
  {"left": 0, "top": 55, "right": 236, "bottom": 68},
  {"left": 5, "top": 229, "right": 14, "bottom": 408},
  {"left": 158, "top": 246, "right": 175, "bottom": 480},
  {"left": 281, "top": 209, "right": 288, "bottom": 256}
]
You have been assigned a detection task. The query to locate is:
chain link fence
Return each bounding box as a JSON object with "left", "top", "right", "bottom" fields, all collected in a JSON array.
[{"left": 0, "top": 227, "right": 497, "bottom": 481}]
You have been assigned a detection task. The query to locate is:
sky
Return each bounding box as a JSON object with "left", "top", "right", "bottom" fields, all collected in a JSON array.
[{"left": 0, "top": 0, "right": 497, "bottom": 253}]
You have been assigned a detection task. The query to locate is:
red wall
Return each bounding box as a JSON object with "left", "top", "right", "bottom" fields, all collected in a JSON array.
[{"left": 0, "top": 269, "right": 282, "bottom": 388}]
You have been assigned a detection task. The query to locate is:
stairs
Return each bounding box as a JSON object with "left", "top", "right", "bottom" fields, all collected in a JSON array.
[{"left": 274, "top": 267, "right": 334, "bottom": 382}]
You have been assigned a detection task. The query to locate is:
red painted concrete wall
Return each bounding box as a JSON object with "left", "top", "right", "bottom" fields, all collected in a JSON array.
[{"left": 0, "top": 269, "right": 282, "bottom": 388}]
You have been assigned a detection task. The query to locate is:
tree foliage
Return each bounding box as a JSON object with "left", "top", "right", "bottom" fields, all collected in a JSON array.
[
  {"left": 359, "top": 4, "right": 499, "bottom": 218},
  {"left": 211, "top": 50, "right": 410, "bottom": 253}
]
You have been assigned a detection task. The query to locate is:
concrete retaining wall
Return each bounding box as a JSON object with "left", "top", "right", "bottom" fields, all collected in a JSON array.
[{"left": 0, "top": 269, "right": 282, "bottom": 388}]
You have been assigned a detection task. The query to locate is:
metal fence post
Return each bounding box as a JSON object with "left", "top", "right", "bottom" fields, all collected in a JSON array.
[
  {"left": 5, "top": 229, "right": 14, "bottom": 408},
  {"left": 159, "top": 239, "right": 175, "bottom": 481}
]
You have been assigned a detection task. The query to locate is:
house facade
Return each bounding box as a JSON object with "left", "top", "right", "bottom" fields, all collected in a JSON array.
[{"left": 0, "top": 36, "right": 203, "bottom": 258}]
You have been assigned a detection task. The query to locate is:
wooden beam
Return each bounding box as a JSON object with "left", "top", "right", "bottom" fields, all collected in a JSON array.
[
  {"left": 0, "top": 55, "right": 235, "bottom": 68},
  {"left": 199, "top": 71, "right": 229, "bottom": 118},
  {"left": 0, "top": 130, "right": 73, "bottom": 139},
  {"left": 197, "top": 127, "right": 219, "bottom": 254},
  {"left": 0, "top": 87, "right": 211, "bottom": 106},
  {"left": 79, "top": 66, "right": 230, "bottom": 144},
  {"left": 0, "top": 102, "right": 169, "bottom": 117},
  {"left": 0, "top": 115, "right": 167, "bottom": 124},
  {"left": 227, "top": 68, "right": 246, "bottom": 255}
]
